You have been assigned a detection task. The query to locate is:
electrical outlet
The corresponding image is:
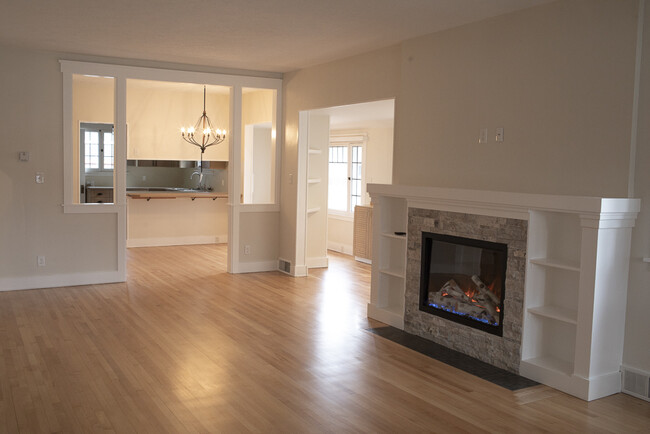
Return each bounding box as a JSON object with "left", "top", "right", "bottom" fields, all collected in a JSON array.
[
  {"left": 37, "top": 256, "right": 46, "bottom": 266},
  {"left": 244, "top": 245, "right": 251, "bottom": 255},
  {"left": 35, "top": 172, "right": 45, "bottom": 183},
  {"left": 142, "top": 175, "right": 147, "bottom": 181},
  {"left": 19, "top": 151, "right": 30, "bottom": 161}
]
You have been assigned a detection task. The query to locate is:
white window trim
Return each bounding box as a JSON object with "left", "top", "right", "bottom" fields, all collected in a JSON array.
[{"left": 327, "top": 133, "right": 367, "bottom": 218}]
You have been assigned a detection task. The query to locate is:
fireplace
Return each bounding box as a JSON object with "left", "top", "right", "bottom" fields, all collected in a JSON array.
[{"left": 419, "top": 232, "right": 507, "bottom": 336}]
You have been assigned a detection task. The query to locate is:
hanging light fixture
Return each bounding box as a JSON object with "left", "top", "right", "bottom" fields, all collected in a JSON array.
[{"left": 180, "top": 85, "right": 226, "bottom": 154}]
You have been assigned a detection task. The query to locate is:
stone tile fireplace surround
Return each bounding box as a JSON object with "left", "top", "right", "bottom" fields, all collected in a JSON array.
[
  {"left": 405, "top": 208, "right": 527, "bottom": 373},
  {"left": 366, "top": 184, "right": 639, "bottom": 401}
]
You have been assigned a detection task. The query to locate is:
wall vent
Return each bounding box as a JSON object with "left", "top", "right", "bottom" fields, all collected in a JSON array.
[
  {"left": 278, "top": 259, "right": 292, "bottom": 275},
  {"left": 622, "top": 366, "right": 650, "bottom": 402}
]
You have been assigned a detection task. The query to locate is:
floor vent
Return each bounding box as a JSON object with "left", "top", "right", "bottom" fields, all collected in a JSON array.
[
  {"left": 278, "top": 259, "right": 292, "bottom": 274},
  {"left": 622, "top": 366, "right": 650, "bottom": 402}
]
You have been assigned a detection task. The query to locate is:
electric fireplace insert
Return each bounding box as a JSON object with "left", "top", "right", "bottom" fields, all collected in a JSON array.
[{"left": 419, "top": 232, "right": 507, "bottom": 336}]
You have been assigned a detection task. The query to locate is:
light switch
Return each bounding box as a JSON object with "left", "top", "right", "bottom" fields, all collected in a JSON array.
[{"left": 479, "top": 128, "right": 488, "bottom": 144}]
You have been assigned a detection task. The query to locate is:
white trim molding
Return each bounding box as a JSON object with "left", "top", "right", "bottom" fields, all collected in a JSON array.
[
  {"left": 236, "top": 260, "right": 280, "bottom": 273},
  {"left": 0, "top": 271, "right": 124, "bottom": 292},
  {"left": 127, "top": 235, "right": 228, "bottom": 248},
  {"left": 327, "top": 241, "right": 353, "bottom": 256}
]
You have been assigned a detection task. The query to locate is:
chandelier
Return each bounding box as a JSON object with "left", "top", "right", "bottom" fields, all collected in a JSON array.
[{"left": 180, "top": 85, "right": 226, "bottom": 154}]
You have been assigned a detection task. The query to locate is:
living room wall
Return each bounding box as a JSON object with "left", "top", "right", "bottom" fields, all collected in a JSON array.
[
  {"left": 281, "top": 0, "right": 649, "bottom": 375},
  {"left": 0, "top": 47, "right": 119, "bottom": 285},
  {"left": 624, "top": 0, "right": 650, "bottom": 375},
  {"left": 394, "top": 0, "right": 638, "bottom": 197}
]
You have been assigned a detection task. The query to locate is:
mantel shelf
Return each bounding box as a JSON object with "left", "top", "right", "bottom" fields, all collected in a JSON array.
[
  {"left": 307, "top": 207, "right": 321, "bottom": 215},
  {"left": 308, "top": 178, "right": 321, "bottom": 184},
  {"left": 308, "top": 148, "right": 322, "bottom": 155},
  {"left": 529, "top": 258, "right": 580, "bottom": 272},
  {"left": 528, "top": 305, "right": 577, "bottom": 325}
]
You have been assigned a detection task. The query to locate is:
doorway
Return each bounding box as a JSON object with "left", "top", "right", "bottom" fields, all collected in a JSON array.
[{"left": 297, "top": 99, "right": 395, "bottom": 274}]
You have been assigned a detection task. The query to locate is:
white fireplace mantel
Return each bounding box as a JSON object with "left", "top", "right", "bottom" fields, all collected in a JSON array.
[{"left": 367, "top": 184, "right": 640, "bottom": 401}]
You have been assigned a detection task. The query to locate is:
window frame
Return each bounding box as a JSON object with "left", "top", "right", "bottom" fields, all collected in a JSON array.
[{"left": 327, "top": 134, "right": 367, "bottom": 218}]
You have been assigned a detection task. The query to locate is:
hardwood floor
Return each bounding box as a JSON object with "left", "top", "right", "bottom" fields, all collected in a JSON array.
[{"left": 1, "top": 245, "right": 648, "bottom": 433}]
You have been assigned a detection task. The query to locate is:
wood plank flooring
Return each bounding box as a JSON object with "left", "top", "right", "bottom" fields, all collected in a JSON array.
[{"left": 0, "top": 245, "right": 648, "bottom": 433}]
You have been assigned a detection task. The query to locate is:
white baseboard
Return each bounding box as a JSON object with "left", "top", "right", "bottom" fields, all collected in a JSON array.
[
  {"left": 127, "top": 235, "right": 227, "bottom": 248},
  {"left": 355, "top": 256, "right": 372, "bottom": 264},
  {"left": 306, "top": 256, "right": 329, "bottom": 268},
  {"left": 327, "top": 241, "right": 353, "bottom": 256},
  {"left": 292, "top": 264, "right": 308, "bottom": 277},
  {"left": 519, "top": 363, "right": 622, "bottom": 401},
  {"left": 235, "top": 260, "right": 279, "bottom": 274},
  {"left": 0, "top": 270, "right": 125, "bottom": 292}
]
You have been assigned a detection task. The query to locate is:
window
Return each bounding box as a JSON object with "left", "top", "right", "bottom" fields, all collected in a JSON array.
[
  {"left": 81, "top": 123, "right": 114, "bottom": 172},
  {"left": 328, "top": 142, "right": 364, "bottom": 215}
]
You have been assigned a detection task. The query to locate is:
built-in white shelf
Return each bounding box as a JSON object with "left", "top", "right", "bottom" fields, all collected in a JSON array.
[
  {"left": 308, "top": 148, "right": 322, "bottom": 155},
  {"left": 530, "top": 258, "right": 580, "bottom": 272},
  {"left": 521, "top": 356, "right": 574, "bottom": 377},
  {"left": 307, "top": 178, "right": 321, "bottom": 184},
  {"left": 367, "top": 184, "right": 640, "bottom": 402},
  {"left": 381, "top": 232, "right": 407, "bottom": 241},
  {"left": 528, "top": 305, "right": 578, "bottom": 325},
  {"left": 307, "top": 207, "right": 321, "bottom": 215},
  {"left": 379, "top": 268, "right": 405, "bottom": 279}
]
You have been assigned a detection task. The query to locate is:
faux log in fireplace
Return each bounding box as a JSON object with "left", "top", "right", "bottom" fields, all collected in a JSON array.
[{"left": 419, "top": 232, "right": 507, "bottom": 336}]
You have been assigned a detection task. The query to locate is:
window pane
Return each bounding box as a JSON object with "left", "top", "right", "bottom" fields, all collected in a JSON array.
[
  {"left": 103, "top": 131, "right": 114, "bottom": 170},
  {"left": 85, "top": 131, "right": 100, "bottom": 169}
]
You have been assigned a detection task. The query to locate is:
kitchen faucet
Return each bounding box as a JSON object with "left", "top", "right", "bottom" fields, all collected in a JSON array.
[{"left": 191, "top": 171, "right": 204, "bottom": 190}]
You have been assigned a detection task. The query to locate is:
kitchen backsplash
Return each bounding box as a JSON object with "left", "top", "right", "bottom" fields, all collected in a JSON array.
[{"left": 85, "top": 164, "right": 228, "bottom": 192}]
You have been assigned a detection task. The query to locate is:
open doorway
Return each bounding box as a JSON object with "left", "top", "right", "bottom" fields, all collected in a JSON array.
[{"left": 299, "top": 99, "right": 395, "bottom": 273}]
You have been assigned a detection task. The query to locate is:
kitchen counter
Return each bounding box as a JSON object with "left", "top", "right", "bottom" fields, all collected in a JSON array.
[{"left": 127, "top": 188, "right": 227, "bottom": 200}]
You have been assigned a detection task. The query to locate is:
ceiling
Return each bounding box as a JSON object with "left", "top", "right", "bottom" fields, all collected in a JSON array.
[{"left": 0, "top": 0, "right": 554, "bottom": 73}]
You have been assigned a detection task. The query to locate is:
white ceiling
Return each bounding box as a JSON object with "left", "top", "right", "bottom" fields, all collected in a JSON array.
[{"left": 0, "top": 0, "right": 554, "bottom": 73}]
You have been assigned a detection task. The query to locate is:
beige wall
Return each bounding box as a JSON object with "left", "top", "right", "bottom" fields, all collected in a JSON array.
[
  {"left": 624, "top": 0, "right": 650, "bottom": 374},
  {"left": 327, "top": 216, "right": 354, "bottom": 255},
  {"left": 0, "top": 46, "right": 118, "bottom": 281},
  {"left": 281, "top": 44, "right": 401, "bottom": 264},
  {"left": 395, "top": 0, "right": 638, "bottom": 197},
  {"left": 238, "top": 212, "right": 279, "bottom": 264}
]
